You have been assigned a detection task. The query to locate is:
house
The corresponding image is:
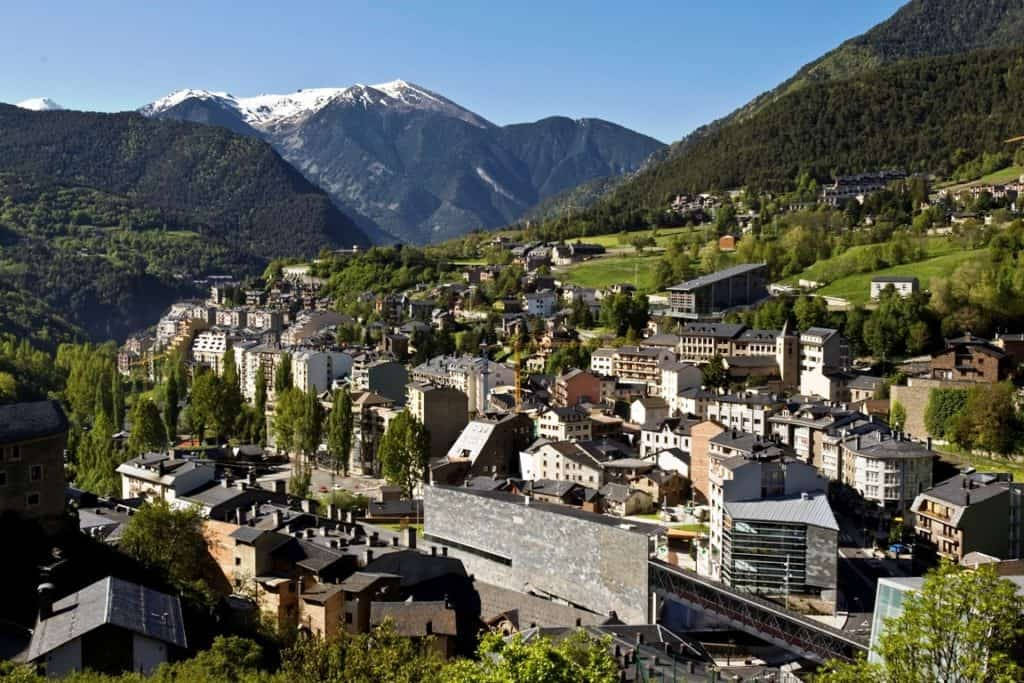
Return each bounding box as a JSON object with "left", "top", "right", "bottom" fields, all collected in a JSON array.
[
  {"left": 632, "top": 469, "right": 688, "bottom": 507},
  {"left": 339, "top": 572, "right": 403, "bottom": 634},
  {"left": 516, "top": 479, "right": 589, "bottom": 506},
  {"left": 911, "top": 472, "right": 1024, "bottom": 564},
  {"left": 929, "top": 335, "right": 1012, "bottom": 383},
  {"left": 552, "top": 368, "right": 601, "bottom": 407},
  {"left": 599, "top": 482, "right": 653, "bottom": 516},
  {"left": 704, "top": 392, "right": 784, "bottom": 437},
  {"left": 870, "top": 276, "right": 919, "bottom": 300},
  {"left": 589, "top": 348, "right": 615, "bottom": 376},
  {"left": 26, "top": 577, "right": 188, "bottom": 677},
  {"left": 370, "top": 601, "right": 459, "bottom": 658},
  {"left": 658, "top": 361, "right": 703, "bottom": 406},
  {"left": 630, "top": 396, "right": 669, "bottom": 426},
  {"left": 431, "top": 413, "right": 533, "bottom": 483},
  {"left": 518, "top": 440, "right": 624, "bottom": 487},
  {"left": 536, "top": 405, "right": 592, "bottom": 442},
  {"left": 116, "top": 452, "right": 216, "bottom": 502},
  {"left": 718, "top": 234, "right": 737, "bottom": 251},
  {"left": 0, "top": 400, "right": 69, "bottom": 533}
]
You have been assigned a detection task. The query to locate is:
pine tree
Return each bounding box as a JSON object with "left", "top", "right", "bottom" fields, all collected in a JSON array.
[
  {"left": 111, "top": 366, "right": 125, "bottom": 431},
  {"left": 128, "top": 398, "right": 168, "bottom": 455},
  {"left": 326, "top": 388, "right": 353, "bottom": 476}
]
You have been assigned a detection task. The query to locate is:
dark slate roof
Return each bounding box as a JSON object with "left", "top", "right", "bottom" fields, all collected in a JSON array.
[
  {"left": 338, "top": 572, "right": 402, "bottom": 593},
  {"left": 370, "top": 601, "right": 457, "bottom": 636},
  {"left": 27, "top": 577, "right": 186, "bottom": 661},
  {"left": 667, "top": 263, "right": 765, "bottom": 292},
  {"left": 0, "top": 400, "right": 68, "bottom": 444},
  {"left": 916, "top": 473, "right": 1011, "bottom": 508}
]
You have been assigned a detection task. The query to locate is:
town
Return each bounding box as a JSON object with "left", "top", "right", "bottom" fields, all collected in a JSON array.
[{"left": 4, "top": 206, "right": 1024, "bottom": 679}]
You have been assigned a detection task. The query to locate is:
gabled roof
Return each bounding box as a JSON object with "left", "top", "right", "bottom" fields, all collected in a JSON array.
[
  {"left": 370, "top": 601, "right": 457, "bottom": 636},
  {"left": 725, "top": 492, "right": 838, "bottom": 531},
  {"left": 27, "top": 577, "right": 187, "bottom": 661},
  {"left": 0, "top": 400, "right": 68, "bottom": 444}
]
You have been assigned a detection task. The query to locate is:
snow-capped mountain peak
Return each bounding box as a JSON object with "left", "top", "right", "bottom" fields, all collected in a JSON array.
[
  {"left": 15, "top": 97, "right": 64, "bottom": 111},
  {"left": 140, "top": 80, "right": 493, "bottom": 129}
]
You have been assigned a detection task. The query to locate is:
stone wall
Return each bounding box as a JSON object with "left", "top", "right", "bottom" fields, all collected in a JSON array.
[
  {"left": 423, "top": 485, "right": 651, "bottom": 623},
  {"left": 890, "top": 377, "right": 973, "bottom": 440}
]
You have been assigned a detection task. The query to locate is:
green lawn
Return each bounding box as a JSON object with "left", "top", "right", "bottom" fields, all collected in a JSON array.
[
  {"left": 784, "top": 237, "right": 960, "bottom": 287},
  {"left": 560, "top": 253, "right": 663, "bottom": 291},
  {"left": 817, "top": 248, "right": 986, "bottom": 305},
  {"left": 579, "top": 225, "right": 699, "bottom": 249},
  {"left": 451, "top": 258, "right": 487, "bottom": 266},
  {"left": 939, "top": 165, "right": 1024, "bottom": 191}
]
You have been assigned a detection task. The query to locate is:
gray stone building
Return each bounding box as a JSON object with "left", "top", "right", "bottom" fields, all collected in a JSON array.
[{"left": 423, "top": 485, "right": 661, "bottom": 623}]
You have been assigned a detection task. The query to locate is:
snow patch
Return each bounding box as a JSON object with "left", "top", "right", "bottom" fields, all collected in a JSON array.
[
  {"left": 15, "top": 97, "right": 64, "bottom": 111},
  {"left": 475, "top": 167, "right": 515, "bottom": 200}
]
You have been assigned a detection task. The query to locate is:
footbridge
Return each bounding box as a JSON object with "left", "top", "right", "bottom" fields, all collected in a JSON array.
[{"left": 649, "top": 559, "right": 868, "bottom": 663}]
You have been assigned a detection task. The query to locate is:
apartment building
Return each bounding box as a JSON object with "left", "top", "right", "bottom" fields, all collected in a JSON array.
[
  {"left": 911, "top": 472, "right": 1024, "bottom": 563},
  {"left": 822, "top": 430, "right": 934, "bottom": 512},
  {"left": 411, "top": 355, "right": 515, "bottom": 413},
  {"left": 610, "top": 346, "right": 677, "bottom": 391},
  {"left": 799, "top": 328, "right": 851, "bottom": 400},
  {"left": 406, "top": 383, "right": 469, "bottom": 461},
  {"left": 552, "top": 369, "right": 601, "bottom": 407},
  {"left": 705, "top": 392, "right": 785, "bottom": 437},
  {"left": 536, "top": 405, "right": 593, "bottom": 442},
  {"left": 0, "top": 401, "right": 69, "bottom": 533}
]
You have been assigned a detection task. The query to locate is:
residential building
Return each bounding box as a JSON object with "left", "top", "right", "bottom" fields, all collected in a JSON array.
[
  {"left": 116, "top": 452, "right": 216, "bottom": 502},
  {"left": 769, "top": 404, "right": 878, "bottom": 467},
  {"left": 611, "top": 345, "right": 676, "bottom": 391},
  {"left": 536, "top": 405, "right": 592, "bottom": 442},
  {"left": 353, "top": 359, "right": 408, "bottom": 406},
  {"left": 911, "top": 472, "right": 1024, "bottom": 563},
  {"left": 705, "top": 392, "right": 784, "bottom": 437},
  {"left": 191, "top": 330, "right": 238, "bottom": 374},
  {"left": 589, "top": 348, "right": 615, "bottom": 376},
  {"left": 929, "top": 335, "right": 1012, "bottom": 383},
  {"left": 799, "top": 328, "right": 851, "bottom": 400},
  {"left": 822, "top": 430, "right": 934, "bottom": 511},
  {"left": 0, "top": 400, "right": 68, "bottom": 532},
  {"left": 281, "top": 310, "right": 351, "bottom": 346},
  {"left": 658, "top": 361, "right": 703, "bottom": 406},
  {"left": 432, "top": 413, "right": 533, "bottom": 483},
  {"left": 349, "top": 392, "right": 399, "bottom": 475},
  {"left": 551, "top": 368, "right": 601, "bottom": 407},
  {"left": 666, "top": 263, "right": 768, "bottom": 319},
  {"left": 870, "top": 276, "right": 919, "bottom": 299},
  {"left": 639, "top": 417, "right": 698, "bottom": 459},
  {"left": 676, "top": 323, "right": 745, "bottom": 361},
  {"left": 26, "top": 577, "right": 187, "bottom": 677},
  {"left": 523, "top": 290, "right": 558, "bottom": 317},
  {"left": 520, "top": 441, "right": 609, "bottom": 487},
  {"left": 370, "top": 601, "right": 459, "bottom": 659},
  {"left": 689, "top": 420, "right": 727, "bottom": 503},
  {"left": 412, "top": 355, "right": 516, "bottom": 413},
  {"left": 820, "top": 170, "right": 905, "bottom": 206},
  {"left": 599, "top": 482, "right": 654, "bottom": 516},
  {"left": 630, "top": 396, "right": 669, "bottom": 426},
  {"left": 407, "top": 383, "right": 469, "bottom": 462}
]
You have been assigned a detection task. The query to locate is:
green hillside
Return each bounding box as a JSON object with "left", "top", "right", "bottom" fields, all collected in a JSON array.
[{"left": 818, "top": 249, "right": 988, "bottom": 305}]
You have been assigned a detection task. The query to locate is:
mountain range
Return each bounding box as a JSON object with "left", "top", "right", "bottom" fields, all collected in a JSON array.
[
  {"left": 537, "top": 0, "right": 1024, "bottom": 234},
  {"left": 139, "top": 80, "right": 665, "bottom": 243}
]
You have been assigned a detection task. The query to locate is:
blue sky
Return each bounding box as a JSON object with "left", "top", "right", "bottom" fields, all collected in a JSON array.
[{"left": 0, "top": 1, "right": 904, "bottom": 143}]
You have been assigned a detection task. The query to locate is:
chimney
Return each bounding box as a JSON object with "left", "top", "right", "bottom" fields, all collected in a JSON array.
[
  {"left": 220, "top": 478, "right": 230, "bottom": 488},
  {"left": 37, "top": 583, "right": 55, "bottom": 620},
  {"left": 236, "top": 508, "right": 247, "bottom": 525},
  {"left": 300, "top": 499, "right": 314, "bottom": 514},
  {"left": 327, "top": 503, "right": 338, "bottom": 520},
  {"left": 272, "top": 510, "right": 284, "bottom": 528},
  {"left": 364, "top": 549, "right": 374, "bottom": 565},
  {"left": 801, "top": 492, "right": 809, "bottom": 501},
  {"left": 236, "top": 480, "right": 247, "bottom": 491},
  {"left": 247, "top": 469, "right": 257, "bottom": 486},
  {"left": 927, "top": 437, "right": 933, "bottom": 451},
  {"left": 273, "top": 480, "right": 286, "bottom": 494},
  {"left": 965, "top": 491, "right": 971, "bottom": 506},
  {"left": 319, "top": 527, "right": 328, "bottom": 537},
  {"left": 402, "top": 526, "right": 417, "bottom": 549}
]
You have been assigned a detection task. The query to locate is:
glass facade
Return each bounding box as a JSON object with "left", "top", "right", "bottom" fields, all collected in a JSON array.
[{"left": 721, "top": 517, "right": 809, "bottom": 594}]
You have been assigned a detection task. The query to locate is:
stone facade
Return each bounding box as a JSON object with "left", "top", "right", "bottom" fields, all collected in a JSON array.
[{"left": 423, "top": 485, "right": 654, "bottom": 623}]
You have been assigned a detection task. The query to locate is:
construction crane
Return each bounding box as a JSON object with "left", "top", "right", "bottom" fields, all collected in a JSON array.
[{"left": 513, "top": 340, "right": 522, "bottom": 411}]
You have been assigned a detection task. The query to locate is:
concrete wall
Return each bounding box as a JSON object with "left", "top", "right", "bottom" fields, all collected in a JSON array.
[
  {"left": 132, "top": 634, "right": 168, "bottom": 675},
  {"left": 424, "top": 485, "right": 651, "bottom": 623},
  {"left": 890, "top": 377, "right": 969, "bottom": 441},
  {"left": 805, "top": 525, "right": 838, "bottom": 593},
  {"left": 45, "top": 637, "right": 82, "bottom": 677}
]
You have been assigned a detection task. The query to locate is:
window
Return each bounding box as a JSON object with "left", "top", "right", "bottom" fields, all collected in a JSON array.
[
  {"left": 234, "top": 557, "right": 242, "bottom": 566},
  {"left": 26, "top": 492, "right": 40, "bottom": 506},
  {"left": 0, "top": 470, "right": 5, "bottom": 486},
  {"left": 30, "top": 465, "right": 42, "bottom": 481},
  {"left": 9, "top": 446, "right": 20, "bottom": 462},
  {"left": 345, "top": 612, "right": 353, "bottom": 624}
]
